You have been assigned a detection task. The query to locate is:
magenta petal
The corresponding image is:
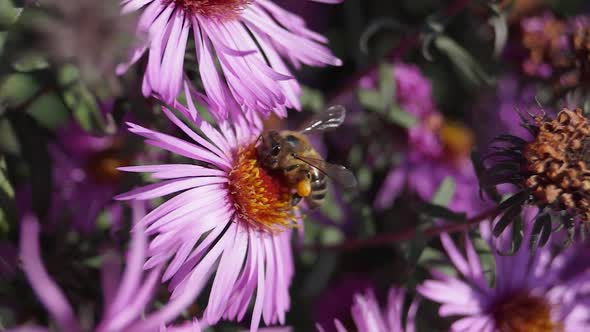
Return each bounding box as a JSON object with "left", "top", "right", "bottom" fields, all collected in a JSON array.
[{"left": 20, "top": 215, "right": 80, "bottom": 332}]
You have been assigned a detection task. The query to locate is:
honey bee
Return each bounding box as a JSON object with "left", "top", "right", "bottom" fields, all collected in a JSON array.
[{"left": 256, "top": 105, "right": 357, "bottom": 209}]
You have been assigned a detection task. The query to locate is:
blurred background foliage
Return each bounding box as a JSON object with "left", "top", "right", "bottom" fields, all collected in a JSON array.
[{"left": 0, "top": 0, "right": 589, "bottom": 331}]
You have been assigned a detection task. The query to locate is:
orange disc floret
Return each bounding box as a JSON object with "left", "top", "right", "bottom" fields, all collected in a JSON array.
[
  {"left": 492, "top": 292, "right": 560, "bottom": 332},
  {"left": 229, "top": 144, "right": 297, "bottom": 233}
]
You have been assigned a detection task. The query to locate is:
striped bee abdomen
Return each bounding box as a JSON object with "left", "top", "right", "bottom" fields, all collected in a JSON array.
[{"left": 307, "top": 169, "right": 327, "bottom": 209}]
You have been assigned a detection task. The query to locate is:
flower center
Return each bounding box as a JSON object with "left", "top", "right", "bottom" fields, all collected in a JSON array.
[
  {"left": 168, "top": 0, "right": 251, "bottom": 20},
  {"left": 492, "top": 292, "right": 558, "bottom": 332},
  {"left": 85, "top": 148, "right": 126, "bottom": 184},
  {"left": 439, "top": 121, "right": 474, "bottom": 161},
  {"left": 228, "top": 144, "right": 297, "bottom": 232},
  {"left": 524, "top": 108, "right": 590, "bottom": 221}
]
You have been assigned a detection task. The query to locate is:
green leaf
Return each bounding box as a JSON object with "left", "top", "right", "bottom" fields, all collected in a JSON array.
[
  {"left": 0, "top": 157, "right": 15, "bottom": 235},
  {"left": 321, "top": 226, "right": 344, "bottom": 245},
  {"left": 82, "top": 255, "right": 103, "bottom": 269},
  {"left": 529, "top": 213, "right": 552, "bottom": 251},
  {"left": 498, "top": 215, "right": 524, "bottom": 256},
  {"left": 358, "top": 88, "right": 384, "bottom": 110},
  {"left": 400, "top": 232, "right": 428, "bottom": 265},
  {"left": 473, "top": 234, "right": 495, "bottom": 284},
  {"left": 434, "top": 35, "right": 494, "bottom": 87},
  {"left": 357, "top": 166, "right": 372, "bottom": 190},
  {"left": 57, "top": 65, "right": 80, "bottom": 86},
  {"left": 431, "top": 176, "right": 456, "bottom": 206},
  {"left": 388, "top": 105, "right": 418, "bottom": 128},
  {"left": 27, "top": 92, "right": 69, "bottom": 130},
  {"left": 300, "top": 85, "right": 325, "bottom": 112},
  {"left": 378, "top": 62, "right": 395, "bottom": 104},
  {"left": 492, "top": 203, "right": 522, "bottom": 237},
  {"left": 9, "top": 112, "right": 52, "bottom": 218},
  {"left": 419, "top": 202, "right": 466, "bottom": 222},
  {"left": 12, "top": 53, "right": 49, "bottom": 72},
  {"left": 63, "top": 83, "right": 116, "bottom": 135},
  {"left": 0, "top": 73, "right": 40, "bottom": 107},
  {"left": 0, "top": 119, "right": 19, "bottom": 154},
  {"left": 0, "top": 0, "right": 22, "bottom": 30},
  {"left": 488, "top": 12, "right": 508, "bottom": 58}
]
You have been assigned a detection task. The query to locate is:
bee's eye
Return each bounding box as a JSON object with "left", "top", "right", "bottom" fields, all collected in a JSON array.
[{"left": 271, "top": 145, "right": 281, "bottom": 156}]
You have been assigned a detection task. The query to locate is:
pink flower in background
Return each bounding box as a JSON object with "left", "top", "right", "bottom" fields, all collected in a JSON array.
[
  {"left": 367, "top": 63, "right": 484, "bottom": 215},
  {"left": 48, "top": 120, "right": 127, "bottom": 233},
  {"left": 116, "top": 108, "right": 299, "bottom": 331},
  {"left": 118, "top": 0, "right": 342, "bottom": 121},
  {"left": 317, "top": 287, "right": 419, "bottom": 332},
  {"left": 12, "top": 204, "right": 199, "bottom": 332},
  {"left": 418, "top": 208, "right": 590, "bottom": 332}
]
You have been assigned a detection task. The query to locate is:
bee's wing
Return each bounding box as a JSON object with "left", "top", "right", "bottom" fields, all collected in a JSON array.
[
  {"left": 298, "top": 105, "right": 346, "bottom": 134},
  {"left": 294, "top": 155, "right": 357, "bottom": 190}
]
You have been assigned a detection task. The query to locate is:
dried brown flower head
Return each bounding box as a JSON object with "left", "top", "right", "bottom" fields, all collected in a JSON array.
[
  {"left": 481, "top": 108, "right": 590, "bottom": 244},
  {"left": 524, "top": 108, "right": 590, "bottom": 221},
  {"left": 521, "top": 14, "right": 590, "bottom": 91}
]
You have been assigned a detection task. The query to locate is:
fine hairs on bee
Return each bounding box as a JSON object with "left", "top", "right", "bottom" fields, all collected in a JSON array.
[{"left": 255, "top": 106, "right": 358, "bottom": 209}]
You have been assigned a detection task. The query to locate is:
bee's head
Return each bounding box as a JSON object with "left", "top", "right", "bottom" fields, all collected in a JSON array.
[{"left": 256, "top": 130, "right": 283, "bottom": 169}]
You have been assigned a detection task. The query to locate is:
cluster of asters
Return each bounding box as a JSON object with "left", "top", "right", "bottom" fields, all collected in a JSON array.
[
  {"left": 10, "top": 2, "right": 590, "bottom": 332},
  {"left": 520, "top": 11, "right": 590, "bottom": 93}
]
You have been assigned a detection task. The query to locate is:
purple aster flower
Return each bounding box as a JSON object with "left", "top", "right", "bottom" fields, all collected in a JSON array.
[
  {"left": 358, "top": 62, "right": 437, "bottom": 119},
  {"left": 47, "top": 119, "right": 128, "bottom": 233},
  {"left": 370, "top": 64, "right": 483, "bottom": 215},
  {"left": 316, "top": 287, "right": 419, "bottom": 332},
  {"left": 115, "top": 108, "right": 300, "bottom": 331},
  {"left": 118, "top": 0, "right": 342, "bottom": 120},
  {"left": 313, "top": 275, "right": 373, "bottom": 329},
  {"left": 418, "top": 207, "right": 590, "bottom": 332},
  {"left": 472, "top": 74, "right": 541, "bottom": 142},
  {"left": 11, "top": 203, "right": 200, "bottom": 332}
]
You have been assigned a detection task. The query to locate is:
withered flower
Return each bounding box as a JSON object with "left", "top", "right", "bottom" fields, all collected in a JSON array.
[
  {"left": 521, "top": 13, "right": 590, "bottom": 92},
  {"left": 481, "top": 108, "right": 590, "bottom": 244}
]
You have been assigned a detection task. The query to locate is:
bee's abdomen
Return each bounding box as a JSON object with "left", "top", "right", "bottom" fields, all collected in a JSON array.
[{"left": 307, "top": 170, "right": 327, "bottom": 208}]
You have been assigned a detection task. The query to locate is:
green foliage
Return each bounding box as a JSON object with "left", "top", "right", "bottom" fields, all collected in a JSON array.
[
  {"left": 433, "top": 35, "right": 494, "bottom": 88},
  {"left": 0, "top": 157, "right": 14, "bottom": 235}
]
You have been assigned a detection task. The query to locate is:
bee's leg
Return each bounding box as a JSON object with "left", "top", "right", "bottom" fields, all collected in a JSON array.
[{"left": 291, "top": 193, "right": 303, "bottom": 206}]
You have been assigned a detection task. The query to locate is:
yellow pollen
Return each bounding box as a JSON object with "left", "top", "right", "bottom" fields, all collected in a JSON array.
[
  {"left": 492, "top": 292, "right": 560, "bottom": 332},
  {"left": 228, "top": 145, "right": 297, "bottom": 233}
]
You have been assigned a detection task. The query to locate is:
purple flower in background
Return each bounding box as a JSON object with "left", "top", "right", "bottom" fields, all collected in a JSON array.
[
  {"left": 116, "top": 108, "right": 299, "bottom": 331},
  {"left": 48, "top": 120, "right": 127, "bottom": 233},
  {"left": 118, "top": 0, "right": 342, "bottom": 120},
  {"left": 12, "top": 203, "right": 200, "bottom": 332},
  {"left": 418, "top": 207, "right": 590, "bottom": 332},
  {"left": 520, "top": 11, "right": 568, "bottom": 79},
  {"left": 368, "top": 63, "right": 483, "bottom": 215},
  {"left": 313, "top": 276, "right": 373, "bottom": 330},
  {"left": 472, "top": 74, "right": 541, "bottom": 143},
  {"left": 520, "top": 12, "right": 590, "bottom": 90},
  {"left": 359, "top": 62, "right": 437, "bottom": 119},
  {"left": 317, "top": 287, "right": 419, "bottom": 332}
]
